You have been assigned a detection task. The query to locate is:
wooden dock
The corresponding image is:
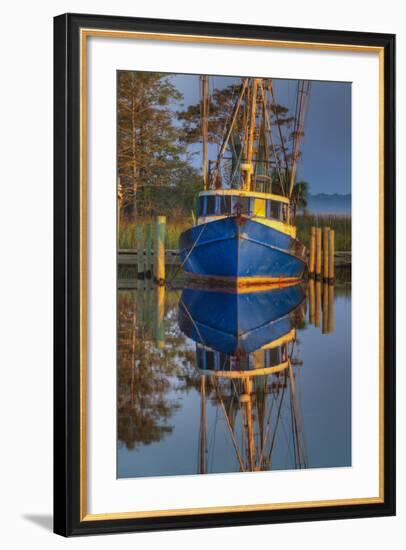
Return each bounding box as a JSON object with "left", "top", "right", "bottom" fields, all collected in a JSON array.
[
  {"left": 118, "top": 249, "right": 181, "bottom": 266},
  {"left": 118, "top": 249, "right": 351, "bottom": 268}
]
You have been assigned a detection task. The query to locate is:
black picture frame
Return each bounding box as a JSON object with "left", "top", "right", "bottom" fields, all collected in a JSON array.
[{"left": 54, "top": 12, "right": 396, "bottom": 536}]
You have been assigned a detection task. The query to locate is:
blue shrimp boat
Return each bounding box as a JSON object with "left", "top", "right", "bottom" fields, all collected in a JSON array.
[
  {"left": 179, "top": 77, "right": 310, "bottom": 288},
  {"left": 179, "top": 189, "right": 307, "bottom": 286}
]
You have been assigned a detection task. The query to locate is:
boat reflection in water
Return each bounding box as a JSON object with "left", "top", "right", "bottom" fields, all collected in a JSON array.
[{"left": 178, "top": 283, "right": 308, "bottom": 474}]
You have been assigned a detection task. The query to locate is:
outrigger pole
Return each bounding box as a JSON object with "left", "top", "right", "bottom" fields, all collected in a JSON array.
[{"left": 288, "top": 80, "right": 311, "bottom": 198}]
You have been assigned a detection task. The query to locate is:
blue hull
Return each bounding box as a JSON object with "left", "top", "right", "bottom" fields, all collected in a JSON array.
[
  {"left": 178, "top": 284, "right": 305, "bottom": 355},
  {"left": 179, "top": 216, "right": 306, "bottom": 282}
]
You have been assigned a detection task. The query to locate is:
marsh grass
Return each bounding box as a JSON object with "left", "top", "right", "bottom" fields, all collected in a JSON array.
[
  {"left": 119, "top": 214, "right": 351, "bottom": 252},
  {"left": 119, "top": 218, "right": 191, "bottom": 250},
  {"left": 296, "top": 214, "right": 351, "bottom": 251}
]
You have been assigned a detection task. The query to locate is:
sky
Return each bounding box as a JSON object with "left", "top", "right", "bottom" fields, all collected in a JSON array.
[{"left": 169, "top": 74, "right": 351, "bottom": 196}]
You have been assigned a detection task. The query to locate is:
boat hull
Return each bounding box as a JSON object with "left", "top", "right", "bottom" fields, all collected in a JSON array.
[
  {"left": 178, "top": 284, "right": 305, "bottom": 355},
  {"left": 179, "top": 216, "right": 306, "bottom": 286}
]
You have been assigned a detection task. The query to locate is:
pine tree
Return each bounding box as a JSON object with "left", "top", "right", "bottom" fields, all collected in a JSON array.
[{"left": 117, "top": 71, "right": 193, "bottom": 218}]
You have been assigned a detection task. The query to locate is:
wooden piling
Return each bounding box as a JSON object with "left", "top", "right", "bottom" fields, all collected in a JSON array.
[
  {"left": 154, "top": 216, "right": 166, "bottom": 285},
  {"left": 309, "top": 277, "right": 315, "bottom": 325},
  {"left": 154, "top": 285, "right": 165, "bottom": 349},
  {"left": 309, "top": 226, "right": 316, "bottom": 276},
  {"left": 315, "top": 280, "right": 321, "bottom": 327},
  {"left": 328, "top": 229, "right": 335, "bottom": 283},
  {"left": 328, "top": 284, "right": 335, "bottom": 333},
  {"left": 145, "top": 223, "right": 152, "bottom": 279},
  {"left": 315, "top": 227, "right": 322, "bottom": 280},
  {"left": 136, "top": 225, "right": 144, "bottom": 279},
  {"left": 322, "top": 282, "right": 329, "bottom": 334},
  {"left": 323, "top": 227, "right": 330, "bottom": 282}
]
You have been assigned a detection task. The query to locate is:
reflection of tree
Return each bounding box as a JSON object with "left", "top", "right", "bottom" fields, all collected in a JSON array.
[{"left": 117, "top": 291, "right": 199, "bottom": 451}]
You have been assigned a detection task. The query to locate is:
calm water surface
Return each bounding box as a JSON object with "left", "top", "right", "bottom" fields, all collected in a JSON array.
[{"left": 117, "top": 281, "right": 351, "bottom": 478}]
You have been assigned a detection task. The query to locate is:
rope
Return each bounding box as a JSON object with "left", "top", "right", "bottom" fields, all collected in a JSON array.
[{"left": 168, "top": 222, "right": 208, "bottom": 284}]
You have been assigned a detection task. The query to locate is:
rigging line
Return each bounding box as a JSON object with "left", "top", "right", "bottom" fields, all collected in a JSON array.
[
  {"left": 257, "top": 382, "right": 278, "bottom": 468},
  {"left": 289, "top": 332, "right": 308, "bottom": 468},
  {"left": 257, "top": 375, "right": 285, "bottom": 468},
  {"left": 259, "top": 82, "right": 285, "bottom": 196},
  {"left": 267, "top": 370, "right": 288, "bottom": 465},
  {"left": 211, "top": 79, "right": 249, "bottom": 187},
  {"left": 208, "top": 398, "right": 219, "bottom": 473},
  {"left": 268, "top": 81, "right": 290, "bottom": 189},
  {"left": 178, "top": 299, "right": 205, "bottom": 345},
  {"left": 277, "top": 401, "right": 295, "bottom": 462},
  {"left": 167, "top": 223, "right": 208, "bottom": 285},
  {"left": 289, "top": 82, "right": 303, "bottom": 198},
  {"left": 229, "top": 142, "right": 244, "bottom": 187},
  {"left": 289, "top": 81, "right": 311, "bottom": 198},
  {"left": 288, "top": 360, "right": 308, "bottom": 468},
  {"left": 291, "top": 347, "right": 309, "bottom": 468},
  {"left": 212, "top": 377, "right": 246, "bottom": 472},
  {"left": 209, "top": 80, "right": 238, "bottom": 188},
  {"left": 288, "top": 363, "right": 300, "bottom": 467}
]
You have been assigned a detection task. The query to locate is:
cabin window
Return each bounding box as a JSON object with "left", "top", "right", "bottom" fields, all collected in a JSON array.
[
  {"left": 267, "top": 200, "right": 282, "bottom": 220},
  {"left": 266, "top": 347, "right": 282, "bottom": 367},
  {"left": 197, "top": 196, "right": 204, "bottom": 217},
  {"left": 205, "top": 195, "right": 216, "bottom": 216},
  {"left": 237, "top": 354, "right": 251, "bottom": 371},
  {"left": 252, "top": 198, "right": 266, "bottom": 217},
  {"left": 196, "top": 346, "right": 205, "bottom": 369},
  {"left": 205, "top": 350, "right": 216, "bottom": 371},
  {"left": 219, "top": 195, "right": 232, "bottom": 215},
  {"left": 232, "top": 196, "right": 251, "bottom": 215},
  {"left": 218, "top": 353, "right": 231, "bottom": 371}
]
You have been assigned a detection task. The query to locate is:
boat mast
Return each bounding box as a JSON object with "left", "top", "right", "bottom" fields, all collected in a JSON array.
[
  {"left": 201, "top": 76, "right": 209, "bottom": 191},
  {"left": 244, "top": 78, "right": 259, "bottom": 191},
  {"left": 241, "top": 376, "right": 256, "bottom": 470}
]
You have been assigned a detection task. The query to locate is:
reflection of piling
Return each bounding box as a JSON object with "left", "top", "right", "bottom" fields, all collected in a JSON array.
[
  {"left": 328, "top": 229, "right": 335, "bottom": 284},
  {"left": 135, "top": 288, "right": 144, "bottom": 329},
  {"left": 136, "top": 225, "right": 144, "bottom": 280},
  {"left": 145, "top": 223, "right": 152, "bottom": 279},
  {"left": 309, "top": 278, "right": 315, "bottom": 325},
  {"left": 154, "top": 285, "right": 165, "bottom": 349},
  {"left": 328, "top": 284, "right": 335, "bottom": 333},
  {"left": 315, "top": 280, "right": 321, "bottom": 327},
  {"left": 322, "top": 282, "right": 329, "bottom": 334},
  {"left": 117, "top": 176, "right": 122, "bottom": 244},
  {"left": 154, "top": 216, "right": 166, "bottom": 285},
  {"left": 309, "top": 227, "right": 316, "bottom": 277},
  {"left": 145, "top": 278, "right": 152, "bottom": 330},
  {"left": 323, "top": 227, "right": 330, "bottom": 282},
  {"left": 315, "top": 228, "right": 322, "bottom": 280}
]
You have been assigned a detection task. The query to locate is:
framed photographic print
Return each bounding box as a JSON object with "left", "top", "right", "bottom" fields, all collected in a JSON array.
[{"left": 53, "top": 13, "right": 395, "bottom": 536}]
